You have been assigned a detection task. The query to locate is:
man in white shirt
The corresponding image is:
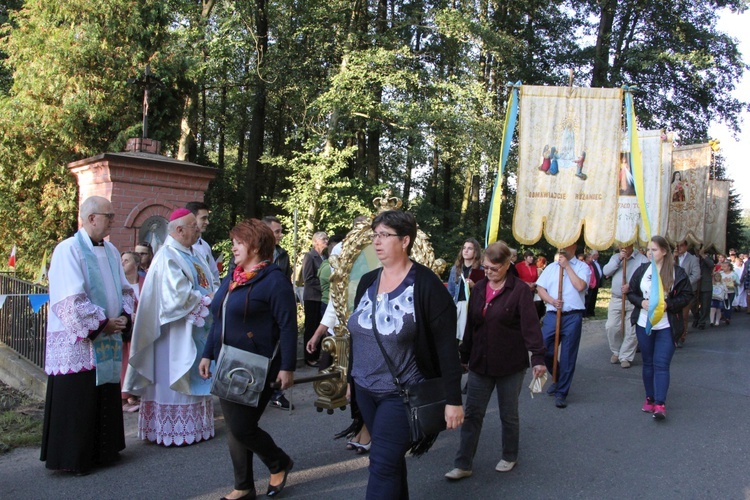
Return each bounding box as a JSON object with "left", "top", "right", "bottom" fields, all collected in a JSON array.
[
  {"left": 536, "top": 243, "right": 590, "bottom": 409},
  {"left": 186, "top": 201, "right": 220, "bottom": 289}
]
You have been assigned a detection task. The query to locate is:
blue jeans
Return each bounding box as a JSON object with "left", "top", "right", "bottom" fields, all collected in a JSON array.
[
  {"left": 635, "top": 325, "right": 676, "bottom": 405},
  {"left": 454, "top": 370, "right": 525, "bottom": 470},
  {"left": 355, "top": 384, "right": 412, "bottom": 500},
  {"left": 542, "top": 311, "right": 583, "bottom": 399}
]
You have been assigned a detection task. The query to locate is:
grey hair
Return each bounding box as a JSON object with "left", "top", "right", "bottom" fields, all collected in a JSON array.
[
  {"left": 79, "top": 196, "right": 109, "bottom": 220},
  {"left": 167, "top": 218, "right": 185, "bottom": 233},
  {"left": 312, "top": 231, "right": 328, "bottom": 242}
]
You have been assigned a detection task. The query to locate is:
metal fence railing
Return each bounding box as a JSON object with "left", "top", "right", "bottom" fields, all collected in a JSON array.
[{"left": 0, "top": 272, "right": 47, "bottom": 369}]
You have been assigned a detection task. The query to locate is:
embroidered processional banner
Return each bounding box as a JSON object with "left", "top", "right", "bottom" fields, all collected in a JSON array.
[
  {"left": 615, "top": 130, "right": 673, "bottom": 245},
  {"left": 512, "top": 86, "right": 622, "bottom": 249},
  {"left": 666, "top": 143, "right": 711, "bottom": 246},
  {"left": 702, "top": 179, "right": 729, "bottom": 253}
]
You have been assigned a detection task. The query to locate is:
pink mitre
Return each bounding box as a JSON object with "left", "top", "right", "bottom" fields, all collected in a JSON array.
[{"left": 170, "top": 208, "right": 192, "bottom": 221}]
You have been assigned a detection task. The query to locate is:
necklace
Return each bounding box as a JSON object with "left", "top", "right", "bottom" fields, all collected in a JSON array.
[{"left": 488, "top": 278, "right": 506, "bottom": 293}]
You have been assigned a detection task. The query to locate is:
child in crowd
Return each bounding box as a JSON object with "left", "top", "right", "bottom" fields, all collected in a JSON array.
[
  {"left": 711, "top": 272, "right": 728, "bottom": 327},
  {"left": 720, "top": 261, "right": 739, "bottom": 325}
]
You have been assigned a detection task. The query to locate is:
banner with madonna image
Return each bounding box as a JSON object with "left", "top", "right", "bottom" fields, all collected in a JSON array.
[
  {"left": 666, "top": 144, "right": 711, "bottom": 247},
  {"left": 702, "top": 179, "right": 730, "bottom": 254},
  {"left": 512, "top": 86, "right": 622, "bottom": 249},
  {"left": 615, "top": 130, "right": 673, "bottom": 245}
]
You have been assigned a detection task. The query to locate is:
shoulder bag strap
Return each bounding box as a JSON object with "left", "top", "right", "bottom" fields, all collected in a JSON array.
[
  {"left": 369, "top": 270, "right": 406, "bottom": 395},
  {"left": 220, "top": 285, "right": 280, "bottom": 358}
]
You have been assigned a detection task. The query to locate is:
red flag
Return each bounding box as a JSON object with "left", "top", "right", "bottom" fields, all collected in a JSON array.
[
  {"left": 216, "top": 253, "right": 223, "bottom": 275},
  {"left": 7, "top": 245, "right": 16, "bottom": 268}
]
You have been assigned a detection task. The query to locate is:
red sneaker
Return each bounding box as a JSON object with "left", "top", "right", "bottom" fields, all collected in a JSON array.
[
  {"left": 653, "top": 404, "right": 666, "bottom": 420},
  {"left": 641, "top": 398, "right": 655, "bottom": 413}
]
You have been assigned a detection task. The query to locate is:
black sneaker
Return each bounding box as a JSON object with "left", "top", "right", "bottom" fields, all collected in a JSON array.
[{"left": 269, "top": 395, "right": 294, "bottom": 411}]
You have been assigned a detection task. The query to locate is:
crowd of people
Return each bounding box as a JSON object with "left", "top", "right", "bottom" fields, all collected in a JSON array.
[{"left": 39, "top": 197, "right": 748, "bottom": 499}]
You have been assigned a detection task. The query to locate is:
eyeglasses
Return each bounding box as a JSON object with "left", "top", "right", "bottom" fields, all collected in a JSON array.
[
  {"left": 483, "top": 262, "right": 505, "bottom": 273},
  {"left": 93, "top": 213, "right": 115, "bottom": 220},
  {"left": 369, "top": 232, "right": 399, "bottom": 241}
]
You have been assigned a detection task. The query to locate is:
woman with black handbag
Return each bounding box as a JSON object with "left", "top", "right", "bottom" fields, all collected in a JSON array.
[
  {"left": 348, "top": 210, "right": 464, "bottom": 499},
  {"left": 199, "top": 219, "right": 297, "bottom": 500}
]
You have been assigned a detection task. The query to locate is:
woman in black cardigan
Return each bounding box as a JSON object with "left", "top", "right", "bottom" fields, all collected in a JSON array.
[
  {"left": 199, "top": 219, "right": 297, "bottom": 500},
  {"left": 348, "top": 210, "right": 463, "bottom": 499},
  {"left": 627, "top": 236, "right": 693, "bottom": 421}
]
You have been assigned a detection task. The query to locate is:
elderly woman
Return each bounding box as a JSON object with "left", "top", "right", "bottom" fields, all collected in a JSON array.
[
  {"left": 199, "top": 219, "right": 297, "bottom": 500},
  {"left": 445, "top": 241, "right": 546, "bottom": 480},
  {"left": 627, "top": 236, "right": 692, "bottom": 421},
  {"left": 348, "top": 210, "right": 464, "bottom": 499}
]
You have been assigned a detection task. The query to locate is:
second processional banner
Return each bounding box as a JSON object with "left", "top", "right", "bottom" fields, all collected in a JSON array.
[
  {"left": 666, "top": 143, "right": 711, "bottom": 246},
  {"left": 615, "top": 130, "right": 673, "bottom": 245},
  {"left": 703, "top": 179, "right": 730, "bottom": 254},
  {"left": 513, "top": 85, "right": 622, "bottom": 249}
]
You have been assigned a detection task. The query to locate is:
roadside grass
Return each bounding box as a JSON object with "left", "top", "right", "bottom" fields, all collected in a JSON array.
[
  {"left": 0, "top": 383, "right": 43, "bottom": 454},
  {"left": 594, "top": 286, "right": 611, "bottom": 319}
]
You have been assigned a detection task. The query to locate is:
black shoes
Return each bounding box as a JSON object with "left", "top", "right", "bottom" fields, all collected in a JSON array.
[
  {"left": 266, "top": 460, "right": 294, "bottom": 497},
  {"left": 269, "top": 395, "right": 294, "bottom": 411}
]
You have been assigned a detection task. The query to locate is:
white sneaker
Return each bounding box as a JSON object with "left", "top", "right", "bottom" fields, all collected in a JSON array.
[
  {"left": 445, "top": 468, "right": 473, "bottom": 480},
  {"left": 495, "top": 460, "right": 516, "bottom": 472}
]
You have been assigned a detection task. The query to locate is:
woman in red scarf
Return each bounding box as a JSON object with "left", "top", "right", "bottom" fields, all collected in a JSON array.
[{"left": 200, "top": 220, "right": 297, "bottom": 499}]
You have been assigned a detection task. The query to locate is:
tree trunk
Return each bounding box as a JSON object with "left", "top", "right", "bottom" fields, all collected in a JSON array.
[
  {"left": 177, "top": 89, "right": 198, "bottom": 161},
  {"left": 218, "top": 87, "right": 226, "bottom": 170},
  {"left": 366, "top": 0, "right": 388, "bottom": 184},
  {"left": 459, "top": 169, "right": 472, "bottom": 225},
  {"left": 442, "top": 157, "right": 451, "bottom": 230},
  {"left": 176, "top": 0, "right": 217, "bottom": 161},
  {"left": 471, "top": 173, "right": 480, "bottom": 229},
  {"left": 244, "top": 0, "right": 269, "bottom": 218},
  {"left": 198, "top": 84, "right": 207, "bottom": 163},
  {"left": 591, "top": 0, "right": 617, "bottom": 87},
  {"left": 403, "top": 135, "right": 415, "bottom": 208},
  {"left": 429, "top": 145, "right": 439, "bottom": 206}
]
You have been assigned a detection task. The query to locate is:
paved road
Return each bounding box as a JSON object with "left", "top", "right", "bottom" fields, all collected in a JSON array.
[{"left": 2, "top": 313, "right": 750, "bottom": 499}]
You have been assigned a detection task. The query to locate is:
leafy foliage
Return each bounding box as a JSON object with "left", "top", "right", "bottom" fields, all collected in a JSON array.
[{"left": 0, "top": 0, "right": 747, "bottom": 277}]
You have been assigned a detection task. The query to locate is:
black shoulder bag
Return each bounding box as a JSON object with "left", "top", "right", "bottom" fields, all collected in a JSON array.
[{"left": 370, "top": 271, "right": 446, "bottom": 449}]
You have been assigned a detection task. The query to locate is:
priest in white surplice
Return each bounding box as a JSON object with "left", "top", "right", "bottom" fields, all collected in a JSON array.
[
  {"left": 41, "top": 196, "right": 134, "bottom": 474},
  {"left": 124, "top": 208, "right": 217, "bottom": 446}
]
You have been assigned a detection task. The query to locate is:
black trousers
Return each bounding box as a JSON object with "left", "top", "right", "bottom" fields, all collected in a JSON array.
[
  {"left": 303, "top": 299, "right": 323, "bottom": 362},
  {"left": 585, "top": 286, "right": 599, "bottom": 317},
  {"left": 697, "top": 290, "right": 712, "bottom": 327},
  {"left": 220, "top": 386, "right": 291, "bottom": 493}
]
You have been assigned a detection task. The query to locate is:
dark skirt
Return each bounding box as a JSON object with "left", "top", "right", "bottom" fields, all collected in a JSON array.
[{"left": 40, "top": 370, "right": 125, "bottom": 473}]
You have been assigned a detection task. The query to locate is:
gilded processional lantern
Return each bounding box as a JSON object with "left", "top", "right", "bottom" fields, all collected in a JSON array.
[{"left": 311, "top": 190, "right": 447, "bottom": 412}]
